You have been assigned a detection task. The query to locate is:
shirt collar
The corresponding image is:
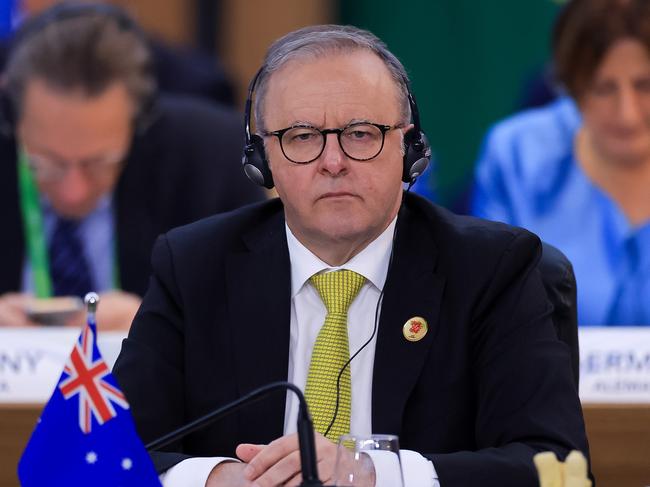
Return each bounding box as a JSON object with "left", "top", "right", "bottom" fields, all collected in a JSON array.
[{"left": 286, "top": 216, "right": 397, "bottom": 298}]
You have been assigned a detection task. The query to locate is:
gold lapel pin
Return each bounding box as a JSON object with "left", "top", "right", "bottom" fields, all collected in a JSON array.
[{"left": 403, "top": 316, "right": 428, "bottom": 342}]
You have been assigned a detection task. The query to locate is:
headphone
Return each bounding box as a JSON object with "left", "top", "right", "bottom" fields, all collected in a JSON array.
[
  {"left": 242, "top": 66, "right": 431, "bottom": 189},
  {"left": 0, "top": 2, "right": 157, "bottom": 137}
]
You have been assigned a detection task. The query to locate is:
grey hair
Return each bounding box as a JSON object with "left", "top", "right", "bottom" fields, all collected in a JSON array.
[
  {"left": 253, "top": 24, "right": 412, "bottom": 132},
  {"left": 3, "top": 10, "right": 155, "bottom": 121}
]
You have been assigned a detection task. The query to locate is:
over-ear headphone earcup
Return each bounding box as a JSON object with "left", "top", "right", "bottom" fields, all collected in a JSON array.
[
  {"left": 242, "top": 133, "right": 274, "bottom": 189},
  {"left": 402, "top": 129, "right": 431, "bottom": 184},
  {"left": 133, "top": 93, "right": 159, "bottom": 137}
]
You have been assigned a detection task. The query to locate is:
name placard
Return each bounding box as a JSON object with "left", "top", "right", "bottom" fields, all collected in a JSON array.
[
  {"left": 1, "top": 328, "right": 648, "bottom": 404},
  {"left": 579, "top": 328, "right": 650, "bottom": 403},
  {"left": 0, "top": 328, "right": 125, "bottom": 403}
]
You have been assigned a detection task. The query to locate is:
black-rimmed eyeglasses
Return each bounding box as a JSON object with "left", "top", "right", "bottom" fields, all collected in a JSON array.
[{"left": 261, "top": 121, "right": 404, "bottom": 164}]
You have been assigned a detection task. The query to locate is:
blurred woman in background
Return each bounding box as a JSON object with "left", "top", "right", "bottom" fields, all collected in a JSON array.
[{"left": 472, "top": 0, "right": 650, "bottom": 325}]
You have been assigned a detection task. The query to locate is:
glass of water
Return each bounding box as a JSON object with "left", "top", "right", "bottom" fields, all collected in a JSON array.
[{"left": 332, "top": 434, "right": 403, "bottom": 487}]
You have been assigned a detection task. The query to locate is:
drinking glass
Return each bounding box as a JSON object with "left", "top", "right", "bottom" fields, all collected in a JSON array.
[{"left": 332, "top": 434, "right": 403, "bottom": 487}]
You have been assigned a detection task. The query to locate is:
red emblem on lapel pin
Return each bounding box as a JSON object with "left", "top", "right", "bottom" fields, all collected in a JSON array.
[{"left": 403, "top": 316, "right": 428, "bottom": 342}]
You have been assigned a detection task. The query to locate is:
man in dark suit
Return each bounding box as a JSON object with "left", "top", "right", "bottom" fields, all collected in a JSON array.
[
  {"left": 0, "top": 5, "right": 264, "bottom": 329},
  {"left": 114, "top": 25, "right": 590, "bottom": 486}
]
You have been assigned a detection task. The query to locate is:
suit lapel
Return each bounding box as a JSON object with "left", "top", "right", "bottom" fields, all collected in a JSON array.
[
  {"left": 372, "top": 202, "right": 445, "bottom": 435},
  {"left": 226, "top": 206, "right": 291, "bottom": 442}
]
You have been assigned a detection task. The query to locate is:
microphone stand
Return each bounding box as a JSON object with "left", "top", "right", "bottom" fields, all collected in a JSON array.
[{"left": 145, "top": 381, "right": 323, "bottom": 487}]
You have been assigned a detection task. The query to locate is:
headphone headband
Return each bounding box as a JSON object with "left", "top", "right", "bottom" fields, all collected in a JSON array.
[
  {"left": 242, "top": 64, "right": 431, "bottom": 188},
  {"left": 13, "top": 2, "right": 140, "bottom": 46},
  {"left": 244, "top": 68, "right": 263, "bottom": 145}
]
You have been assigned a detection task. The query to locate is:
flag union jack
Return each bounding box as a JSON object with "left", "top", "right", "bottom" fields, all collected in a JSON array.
[
  {"left": 19, "top": 311, "right": 162, "bottom": 486},
  {"left": 59, "top": 323, "right": 129, "bottom": 433}
]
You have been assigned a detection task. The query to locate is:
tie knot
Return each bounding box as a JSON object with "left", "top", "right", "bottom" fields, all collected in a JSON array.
[{"left": 310, "top": 269, "right": 366, "bottom": 315}]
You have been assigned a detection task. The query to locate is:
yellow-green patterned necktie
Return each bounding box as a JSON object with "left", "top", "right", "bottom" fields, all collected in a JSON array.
[{"left": 305, "top": 269, "right": 366, "bottom": 440}]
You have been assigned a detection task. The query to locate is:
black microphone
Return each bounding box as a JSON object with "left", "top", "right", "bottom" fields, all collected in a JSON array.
[{"left": 145, "top": 381, "right": 323, "bottom": 487}]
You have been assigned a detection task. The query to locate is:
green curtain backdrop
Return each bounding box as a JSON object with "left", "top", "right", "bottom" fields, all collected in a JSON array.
[{"left": 340, "top": 0, "right": 562, "bottom": 208}]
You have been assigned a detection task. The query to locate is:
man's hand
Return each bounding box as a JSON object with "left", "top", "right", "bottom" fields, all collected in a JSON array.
[
  {"left": 65, "top": 290, "right": 141, "bottom": 330},
  {"left": 0, "top": 293, "right": 40, "bottom": 327},
  {"left": 205, "top": 461, "right": 251, "bottom": 487},
  {"left": 236, "top": 431, "right": 375, "bottom": 487}
]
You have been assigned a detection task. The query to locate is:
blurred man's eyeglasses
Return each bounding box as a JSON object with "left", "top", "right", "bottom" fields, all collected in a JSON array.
[
  {"left": 23, "top": 151, "right": 126, "bottom": 182},
  {"left": 261, "top": 121, "right": 404, "bottom": 164}
]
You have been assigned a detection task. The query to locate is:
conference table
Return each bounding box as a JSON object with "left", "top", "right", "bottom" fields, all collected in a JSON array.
[
  {"left": 1, "top": 328, "right": 649, "bottom": 486},
  {"left": 2, "top": 403, "right": 648, "bottom": 486}
]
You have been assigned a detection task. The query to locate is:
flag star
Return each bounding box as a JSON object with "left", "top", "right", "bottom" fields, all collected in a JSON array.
[
  {"left": 85, "top": 451, "right": 98, "bottom": 464},
  {"left": 121, "top": 458, "right": 133, "bottom": 470}
]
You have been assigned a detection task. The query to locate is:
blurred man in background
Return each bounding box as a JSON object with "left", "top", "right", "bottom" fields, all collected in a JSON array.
[{"left": 0, "top": 3, "right": 265, "bottom": 329}]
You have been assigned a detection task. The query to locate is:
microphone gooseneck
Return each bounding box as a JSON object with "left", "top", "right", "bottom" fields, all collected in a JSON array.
[{"left": 145, "top": 381, "right": 322, "bottom": 487}]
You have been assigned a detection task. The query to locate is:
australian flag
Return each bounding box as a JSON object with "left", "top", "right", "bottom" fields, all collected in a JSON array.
[{"left": 18, "top": 313, "right": 161, "bottom": 486}]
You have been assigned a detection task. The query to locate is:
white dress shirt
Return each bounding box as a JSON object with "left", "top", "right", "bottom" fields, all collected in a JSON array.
[{"left": 161, "top": 217, "right": 439, "bottom": 487}]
